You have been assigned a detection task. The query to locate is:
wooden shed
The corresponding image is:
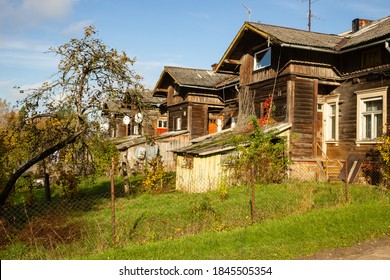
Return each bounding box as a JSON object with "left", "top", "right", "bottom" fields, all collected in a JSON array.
[
  {"left": 115, "top": 130, "right": 191, "bottom": 172},
  {"left": 174, "top": 123, "right": 291, "bottom": 193}
]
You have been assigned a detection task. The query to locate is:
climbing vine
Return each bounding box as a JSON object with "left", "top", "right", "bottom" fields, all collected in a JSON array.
[{"left": 258, "top": 96, "right": 276, "bottom": 127}]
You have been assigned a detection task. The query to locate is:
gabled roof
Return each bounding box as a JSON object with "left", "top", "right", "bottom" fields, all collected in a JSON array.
[
  {"left": 247, "top": 22, "right": 342, "bottom": 50},
  {"left": 153, "top": 66, "right": 238, "bottom": 96},
  {"left": 216, "top": 16, "right": 390, "bottom": 71}
]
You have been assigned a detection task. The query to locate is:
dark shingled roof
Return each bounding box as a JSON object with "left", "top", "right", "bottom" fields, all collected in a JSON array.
[
  {"left": 153, "top": 66, "right": 238, "bottom": 97},
  {"left": 247, "top": 16, "right": 390, "bottom": 51},
  {"left": 217, "top": 16, "right": 390, "bottom": 72},
  {"left": 247, "top": 22, "right": 342, "bottom": 50},
  {"left": 163, "top": 66, "right": 237, "bottom": 88},
  {"left": 341, "top": 17, "right": 390, "bottom": 49}
]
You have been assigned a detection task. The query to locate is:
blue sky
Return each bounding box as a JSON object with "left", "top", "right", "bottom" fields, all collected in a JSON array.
[{"left": 0, "top": 0, "right": 389, "bottom": 105}]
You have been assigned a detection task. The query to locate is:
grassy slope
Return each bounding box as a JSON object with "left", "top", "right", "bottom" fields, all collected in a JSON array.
[
  {"left": 1, "top": 181, "right": 389, "bottom": 259},
  {"left": 89, "top": 200, "right": 390, "bottom": 260}
]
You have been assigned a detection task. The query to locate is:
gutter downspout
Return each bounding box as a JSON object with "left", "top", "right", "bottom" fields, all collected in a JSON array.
[{"left": 385, "top": 41, "right": 390, "bottom": 54}]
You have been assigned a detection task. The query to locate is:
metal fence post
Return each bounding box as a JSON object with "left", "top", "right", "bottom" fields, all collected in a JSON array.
[
  {"left": 345, "top": 160, "right": 350, "bottom": 203},
  {"left": 250, "top": 165, "right": 255, "bottom": 223},
  {"left": 111, "top": 157, "right": 116, "bottom": 243}
]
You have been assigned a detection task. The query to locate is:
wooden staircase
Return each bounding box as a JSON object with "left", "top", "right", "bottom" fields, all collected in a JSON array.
[
  {"left": 325, "top": 160, "right": 343, "bottom": 181},
  {"left": 316, "top": 143, "right": 343, "bottom": 182},
  {"left": 316, "top": 159, "right": 343, "bottom": 181}
]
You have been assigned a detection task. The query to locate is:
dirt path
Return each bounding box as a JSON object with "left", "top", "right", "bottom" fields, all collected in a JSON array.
[{"left": 301, "top": 236, "right": 390, "bottom": 260}]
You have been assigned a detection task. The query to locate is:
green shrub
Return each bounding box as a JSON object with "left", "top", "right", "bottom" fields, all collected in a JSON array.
[{"left": 226, "top": 117, "right": 290, "bottom": 185}]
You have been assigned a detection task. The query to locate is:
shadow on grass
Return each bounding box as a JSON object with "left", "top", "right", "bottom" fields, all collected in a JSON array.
[{"left": 0, "top": 176, "right": 141, "bottom": 249}]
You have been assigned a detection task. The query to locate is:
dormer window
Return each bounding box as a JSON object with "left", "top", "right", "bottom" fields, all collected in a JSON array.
[{"left": 254, "top": 47, "right": 271, "bottom": 70}]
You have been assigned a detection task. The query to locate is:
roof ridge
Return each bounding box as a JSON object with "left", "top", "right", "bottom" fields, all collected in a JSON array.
[{"left": 247, "top": 21, "right": 341, "bottom": 38}]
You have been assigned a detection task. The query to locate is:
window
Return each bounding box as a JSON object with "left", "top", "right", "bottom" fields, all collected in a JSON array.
[
  {"left": 254, "top": 47, "right": 271, "bottom": 70},
  {"left": 327, "top": 103, "right": 337, "bottom": 140},
  {"left": 356, "top": 87, "right": 388, "bottom": 143},
  {"left": 157, "top": 119, "right": 167, "bottom": 128},
  {"left": 175, "top": 117, "right": 182, "bottom": 130},
  {"left": 361, "top": 98, "right": 383, "bottom": 140},
  {"left": 324, "top": 96, "right": 339, "bottom": 142},
  {"left": 133, "top": 124, "right": 139, "bottom": 135}
]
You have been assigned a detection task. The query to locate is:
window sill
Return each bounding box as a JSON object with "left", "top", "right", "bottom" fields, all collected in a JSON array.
[
  {"left": 356, "top": 140, "right": 382, "bottom": 146},
  {"left": 325, "top": 141, "right": 339, "bottom": 146},
  {"left": 253, "top": 66, "right": 271, "bottom": 72}
]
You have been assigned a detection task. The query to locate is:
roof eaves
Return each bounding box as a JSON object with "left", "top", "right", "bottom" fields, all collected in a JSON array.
[{"left": 215, "top": 22, "right": 253, "bottom": 72}]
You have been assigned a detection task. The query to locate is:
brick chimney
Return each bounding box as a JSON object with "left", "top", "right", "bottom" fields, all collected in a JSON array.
[{"left": 352, "top": 18, "right": 373, "bottom": 32}]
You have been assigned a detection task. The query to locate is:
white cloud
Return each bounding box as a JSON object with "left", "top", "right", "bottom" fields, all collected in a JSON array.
[
  {"left": 0, "top": 49, "right": 58, "bottom": 70},
  {"left": 21, "top": 0, "right": 77, "bottom": 20},
  {"left": 0, "top": 38, "right": 50, "bottom": 52},
  {"left": 0, "top": 0, "right": 78, "bottom": 29},
  {"left": 62, "top": 20, "right": 94, "bottom": 37}
]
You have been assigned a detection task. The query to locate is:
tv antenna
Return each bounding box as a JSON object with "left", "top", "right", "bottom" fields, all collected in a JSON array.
[
  {"left": 241, "top": 3, "right": 252, "bottom": 21},
  {"left": 304, "top": 0, "right": 321, "bottom": 32}
]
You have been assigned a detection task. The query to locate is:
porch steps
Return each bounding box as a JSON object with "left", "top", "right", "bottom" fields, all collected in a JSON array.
[{"left": 325, "top": 160, "right": 343, "bottom": 182}]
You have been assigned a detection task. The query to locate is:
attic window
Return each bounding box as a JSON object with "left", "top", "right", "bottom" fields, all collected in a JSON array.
[{"left": 254, "top": 47, "right": 271, "bottom": 70}]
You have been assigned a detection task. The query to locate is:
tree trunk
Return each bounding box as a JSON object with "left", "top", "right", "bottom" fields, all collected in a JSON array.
[
  {"left": 0, "top": 130, "right": 85, "bottom": 206},
  {"left": 42, "top": 159, "right": 51, "bottom": 204},
  {"left": 237, "top": 86, "right": 255, "bottom": 132}
]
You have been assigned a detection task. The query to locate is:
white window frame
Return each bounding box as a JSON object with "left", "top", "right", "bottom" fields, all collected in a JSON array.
[
  {"left": 175, "top": 117, "right": 182, "bottom": 131},
  {"left": 254, "top": 47, "right": 271, "bottom": 71},
  {"left": 133, "top": 124, "right": 139, "bottom": 135},
  {"left": 324, "top": 95, "right": 339, "bottom": 143},
  {"left": 157, "top": 119, "right": 167, "bottom": 128},
  {"left": 356, "top": 87, "right": 388, "bottom": 145}
]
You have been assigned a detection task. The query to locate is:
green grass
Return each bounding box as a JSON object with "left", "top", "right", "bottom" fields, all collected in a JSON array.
[
  {"left": 89, "top": 201, "right": 390, "bottom": 260},
  {"left": 0, "top": 180, "right": 389, "bottom": 259}
]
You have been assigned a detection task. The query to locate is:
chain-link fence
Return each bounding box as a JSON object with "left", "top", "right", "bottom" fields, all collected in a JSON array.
[{"left": 0, "top": 159, "right": 387, "bottom": 259}]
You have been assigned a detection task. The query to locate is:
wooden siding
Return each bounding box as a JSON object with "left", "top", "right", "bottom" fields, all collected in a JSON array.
[
  {"left": 121, "top": 133, "right": 191, "bottom": 172},
  {"left": 326, "top": 80, "right": 390, "bottom": 160},
  {"left": 339, "top": 46, "right": 390, "bottom": 75},
  {"left": 176, "top": 154, "right": 224, "bottom": 193},
  {"left": 239, "top": 46, "right": 339, "bottom": 87},
  {"left": 291, "top": 78, "right": 318, "bottom": 160},
  {"left": 191, "top": 104, "right": 208, "bottom": 139},
  {"left": 186, "top": 93, "right": 224, "bottom": 106},
  {"left": 168, "top": 105, "right": 188, "bottom": 132},
  {"left": 251, "top": 80, "right": 288, "bottom": 122}
]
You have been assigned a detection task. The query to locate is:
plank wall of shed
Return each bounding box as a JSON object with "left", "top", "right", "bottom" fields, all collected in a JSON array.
[{"left": 176, "top": 154, "right": 223, "bottom": 193}]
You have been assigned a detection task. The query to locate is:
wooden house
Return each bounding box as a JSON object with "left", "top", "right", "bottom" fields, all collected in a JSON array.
[
  {"left": 214, "top": 17, "right": 390, "bottom": 181},
  {"left": 104, "top": 89, "right": 167, "bottom": 138},
  {"left": 153, "top": 66, "right": 239, "bottom": 139}
]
